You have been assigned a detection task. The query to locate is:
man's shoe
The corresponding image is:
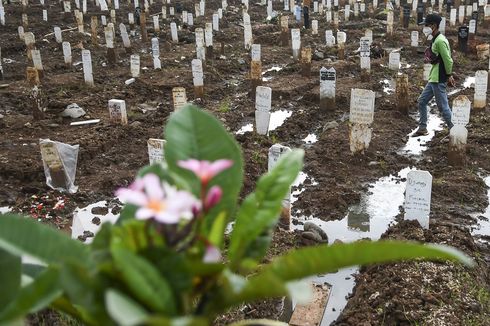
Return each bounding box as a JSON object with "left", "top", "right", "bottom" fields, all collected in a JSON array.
[{"left": 412, "top": 128, "right": 429, "bottom": 137}]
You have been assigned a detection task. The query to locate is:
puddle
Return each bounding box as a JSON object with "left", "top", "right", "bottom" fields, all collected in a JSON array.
[
  {"left": 400, "top": 112, "right": 443, "bottom": 156},
  {"left": 292, "top": 167, "right": 413, "bottom": 324},
  {"left": 0, "top": 207, "right": 11, "bottom": 214},
  {"left": 303, "top": 133, "right": 318, "bottom": 144},
  {"left": 380, "top": 79, "right": 395, "bottom": 95},
  {"left": 448, "top": 88, "right": 462, "bottom": 96},
  {"left": 472, "top": 176, "right": 490, "bottom": 243},
  {"left": 463, "top": 76, "right": 475, "bottom": 89},
  {"left": 269, "top": 110, "right": 292, "bottom": 131},
  {"left": 71, "top": 201, "right": 120, "bottom": 244},
  {"left": 236, "top": 123, "right": 253, "bottom": 135},
  {"left": 291, "top": 172, "right": 318, "bottom": 204}
]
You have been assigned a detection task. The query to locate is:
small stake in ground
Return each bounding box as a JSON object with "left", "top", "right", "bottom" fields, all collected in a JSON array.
[
  {"left": 255, "top": 86, "right": 272, "bottom": 135},
  {"left": 171, "top": 22, "right": 179, "bottom": 43},
  {"left": 205, "top": 22, "right": 213, "bottom": 58},
  {"left": 120, "top": 23, "right": 131, "bottom": 52},
  {"left": 291, "top": 28, "right": 301, "bottom": 60},
  {"left": 359, "top": 36, "right": 370, "bottom": 81},
  {"left": 337, "top": 31, "right": 346, "bottom": 60},
  {"left": 91, "top": 16, "right": 98, "bottom": 46},
  {"left": 104, "top": 26, "right": 116, "bottom": 64},
  {"left": 195, "top": 28, "right": 205, "bottom": 60},
  {"left": 320, "top": 66, "right": 336, "bottom": 110},
  {"left": 31, "top": 49, "right": 44, "bottom": 78},
  {"left": 130, "top": 54, "right": 140, "bottom": 78},
  {"left": 404, "top": 170, "right": 432, "bottom": 229},
  {"left": 268, "top": 144, "right": 292, "bottom": 229},
  {"left": 54, "top": 26, "right": 62, "bottom": 43},
  {"left": 281, "top": 16, "right": 289, "bottom": 46},
  {"left": 192, "top": 59, "right": 204, "bottom": 98},
  {"left": 250, "top": 44, "right": 262, "bottom": 98},
  {"left": 151, "top": 38, "right": 161, "bottom": 69},
  {"left": 108, "top": 99, "right": 128, "bottom": 125},
  {"left": 396, "top": 74, "right": 409, "bottom": 115},
  {"left": 24, "top": 32, "right": 35, "bottom": 60},
  {"left": 26, "top": 67, "right": 40, "bottom": 86},
  {"left": 140, "top": 11, "right": 148, "bottom": 42},
  {"left": 349, "top": 88, "right": 375, "bottom": 154},
  {"left": 243, "top": 13, "right": 252, "bottom": 50}
]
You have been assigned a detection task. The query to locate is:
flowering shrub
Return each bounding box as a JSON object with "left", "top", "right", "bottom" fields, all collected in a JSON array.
[{"left": 0, "top": 106, "right": 473, "bottom": 325}]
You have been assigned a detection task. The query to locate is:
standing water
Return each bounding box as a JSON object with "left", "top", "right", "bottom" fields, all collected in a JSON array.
[{"left": 472, "top": 176, "right": 490, "bottom": 243}]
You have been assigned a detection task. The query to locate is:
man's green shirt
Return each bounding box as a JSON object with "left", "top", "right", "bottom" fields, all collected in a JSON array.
[{"left": 429, "top": 33, "right": 453, "bottom": 83}]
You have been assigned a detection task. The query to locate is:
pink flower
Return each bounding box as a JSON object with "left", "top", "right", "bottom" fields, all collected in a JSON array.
[
  {"left": 177, "top": 159, "right": 233, "bottom": 184},
  {"left": 116, "top": 173, "right": 201, "bottom": 224},
  {"left": 203, "top": 245, "right": 222, "bottom": 263},
  {"left": 204, "top": 186, "right": 222, "bottom": 210}
]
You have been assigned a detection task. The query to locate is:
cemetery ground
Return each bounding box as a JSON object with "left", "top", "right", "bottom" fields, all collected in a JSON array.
[{"left": 1, "top": 0, "right": 490, "bottom": 325}]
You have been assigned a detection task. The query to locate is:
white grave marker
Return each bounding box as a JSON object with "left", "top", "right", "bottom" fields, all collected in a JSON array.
[
  {"left": 255, "top": 86, "right": 272, "bottom": 135},
  {"left": 172, "top": 87, "right": 187, "bottom": 110},
  {"left": 291, "top": 28, "right": 301, "bottom": 59},
  {"left": 388, "top": 52, "right": 401, "bottom": 70},
  {"left": 62, "top": 42, "right": 72, "bottom": 65},
  {"left": 349, "top": 88, "right": 375, "bottom": 124},
  {"left": 108, "top": 99, "right": 128, "bottom": 125},
  {"left": 404, "top": 170, "right": 432, "bottom": 229},
  {"left": 451, "top": 95, "right": 471, "bottom": 127},
  {"left": 474, "top": 70, "right": 488, "bottom": 109},
  {"left": 82, "top": 49, "right": 94, "bottom": 86},
  {"left": 148, "top": 139, "right": 166, "bottom": 164},
  {"left": 130, "top": 54, "right": 140, "bottom": 78}
]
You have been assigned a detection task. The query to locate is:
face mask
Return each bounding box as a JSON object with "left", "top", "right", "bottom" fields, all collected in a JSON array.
[{"left": 422, "top": 26, "right": 432, "bottom": 38}]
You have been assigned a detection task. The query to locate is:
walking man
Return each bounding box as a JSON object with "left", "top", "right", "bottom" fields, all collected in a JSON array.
[{"left": 413, "top": 13, "right": 455, "bottom": 136}]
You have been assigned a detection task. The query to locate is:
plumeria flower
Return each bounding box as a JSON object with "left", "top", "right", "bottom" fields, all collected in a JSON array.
[
  {"left": 116, "top": 173, "right": 201, "bottom": 224},
  {"left": 203, "top": 245, "right": 222, "bottom": 263},
  {"left": 177, "top": 159, "right": 233, "bottom": 184}
]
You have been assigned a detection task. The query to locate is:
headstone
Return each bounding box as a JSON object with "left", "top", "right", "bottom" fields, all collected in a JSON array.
[
  {"left": 243, "top": 13, "right": 253, "bottom": 49},
  {"left": 195, "top": 28, "right": 205, "bottom": 60},
  {"left": 172, "top": 87, "right": 187, "bottom": 110},
  {"left": 192, "top": 59, "right": 204, "bottom": 98},
  {"left": 108, "top": 99, "right": 128, "bottom": 125},
  {"left": 213, "top": 13, "right": 219, "bottom": 31},
  {"left": 268, "top": 144, "right": 292, "bottom": 229},
  {"left": 153, "top": 15, "right": 160, "bottom": 33},
  {"left": 40, "top": 140, "right": 78, "bottom": 192},
  {"left": 411, "top": 31, "right": 419, "bottom": 47},
  {"left": 54, "top": 26, "right": 62, "bottom": 43},
  {"left": 450, "top": 8, "right": 457, "bottom": 26},
  {"left": 62, "top": 42, "right": 72, "bottom": 65},
  {"left": 386, "top": 11, "right": 394, "bottom": 36},
  {"left": 360, "top": 37, "right": 370, "bottom": 78},
  {"left": 320, "top": 67, "right": 336, "bottom": 110},
  {"left": 130, "top": 54, "right": 140, "bottom": 78},
  {"left": 325, "top": 30, "right": 335, "bottom": 47},
  {"left": 31, "top": 50, "right": 43, "bottom": 76},
  {"left": 281, "top": 16, "right": 289, "bottom": 46},
  {"left": 448, "top": 125, "right": 468, "bottom": 166},
  {"left": 291, "top": 28, "right": 301, "bottom": 60},
  {"left": 312, "top": 20, "right": 318, "bottom": 35},
  {"left": 389, "top": 52, "right": 401, "bottom": 70},
  {"left": 458, "top": 26, "right": 469, "bottom": 53},
  {"left": 349, "top": 88, "right": 375, "bottom": 153},
  {"left": 396, "top": 74, "right": 409, "bottom": 114},
  {"left": 404, "top": 170, "right": 432, "bottom": 229},
  {"left": 451, "top": 95, "right": 471, "bottom": 127},
  {"left": 82, "top": 50, "right": 94, "bottom": 86},
  {"left": 300, "top": 47, "right": 312, "bottom": 77},
  {"left": 205, "top": 22, "right": 213, "bottom": 58},
  {"left": 337, "top": 31, "right": 346, "bottom": 60},
  {"left": 423, "top": 63, "right": 431, "bottom": 81},
  {"left": 43, "top": 9, "right": 47, "bottom": 21},
  {"left": 91, "top": 16, "right": 98, "bottom": 46},
  {"left": 255, "top": 86, "right": 272, "bottom": 135},
  {"left": 170, "top": 22, "right": 178, "bottom": 42},
  {"left": 474, "top": 70, "right": 488, "bottom": 109},
  {"left": 120, "top": 23, "right": 131, "bottom": 50},
  {"left": 147, "top": 139, "right": 166, "bottom": 165}
]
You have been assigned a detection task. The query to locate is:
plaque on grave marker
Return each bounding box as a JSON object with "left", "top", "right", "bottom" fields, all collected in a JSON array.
[
  {"left": 451, "top": 95, "right": 471, "bottom": 126},
  {"left": 251, "top": 44, "right": 261, "bottom": 61},
  {"left": 147, "top": 139, "right": 166, "bottom": 165},
  {"left": 404, "top": 170, "right": 432, "bottom": 229},
  {"left": 172, "top": 87, "right": 187, "bottom": 110},
  {"left": 349, "top": 88, "right": 375, "bottom": 124}
]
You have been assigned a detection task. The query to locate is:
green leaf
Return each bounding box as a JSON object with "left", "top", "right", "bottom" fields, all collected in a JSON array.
[
  {"left": 138, "top": 163, "right": 191, "bottom": 192},
  {"left": 111, "top": 248, "right": 177, "bottom": 315},
  {"left": 228, "top": 319, "right": 288, "bottom": 326},
  {"left": 105, "top": 289, "right": 149, "bottom": 326},
  {"left": 208, "top": 212, "right": 227, "bottom": 248},
  {"left": 228, "top": 150, "right": 303, "bottom": 269},
  {"left": 236, "top": 241, "right": 474, "bottom": 303},
  {"left": 0, "top": 248, "right": 21, "bottom": 310},
  {"left": 0, "top": 214, "right": 91, "bottom": 266},
  {"left": 164, "top": 105, "right": 244, "bottom": 228},
  {"left": 0, "top": 268, "right": 62, "bottom": 323},
  {"left": 144, "top": 316, "right": 209, "bottom": 326}
]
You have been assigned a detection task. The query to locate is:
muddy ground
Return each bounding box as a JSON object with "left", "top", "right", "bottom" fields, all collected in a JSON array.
[{"left": 1, "top": 0, "right": 490, "bottom": 325}]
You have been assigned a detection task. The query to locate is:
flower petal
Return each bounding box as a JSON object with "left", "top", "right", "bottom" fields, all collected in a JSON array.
[
  {"left": 142, "top": 173, "right": 164, "bottom": 200},
  {"left": 177, "top": 159, "right": 202, "bottom": 176},
  {"left": 205, "top": 186, "right": 223, "bottom": 210},
  {"left": 208, "top": 159, "right": 233, "bottom": 178},
  {"left": 135, "top": 207, "right": 155, "bottom": 220},
  {"left": 203, "top": 245, "right": 222, "bottom": 263},
  {"left": 116, "top": 188, "right": 148, "bottom": 206},
  {"left": 154, "top": 211, "right": 180, "bottom": 224}
]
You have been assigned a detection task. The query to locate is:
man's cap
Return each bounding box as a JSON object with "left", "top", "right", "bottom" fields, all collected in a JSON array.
[{"left": 418, "top": 13, "right": 442, "bottom": 26}]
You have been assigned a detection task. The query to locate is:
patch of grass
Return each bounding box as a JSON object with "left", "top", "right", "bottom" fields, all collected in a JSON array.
[{"left": 218, "top": 97, "right": 231, "bottom": 113}]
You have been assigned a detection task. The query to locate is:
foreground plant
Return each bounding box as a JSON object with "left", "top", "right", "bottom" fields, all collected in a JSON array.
[{"left": 0, "top": 106, "right": 474, "bottom": 325}]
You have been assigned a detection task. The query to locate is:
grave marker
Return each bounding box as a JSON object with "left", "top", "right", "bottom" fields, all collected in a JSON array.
[
  {"left": 411, "top": 31, "right": 418, "bottom": 47},
  {"left": 82, "top": 49, "right": 94, "bottom": 86},
  {"left": 43, "top": 9, "right": 47, "bottom": 21},
  {"left": 153, "top": 15, "right": 160, "bottom": 33},
  {"left": 268, "top": 144, "right": 292, "bottom": 229},
  {"left": 26, "top": 67, "right": 40, "bottom": 85},
  {"left": 108, "top": 99, "right": 128, "bottom": 125},
  {"left": 300, "top": 47, "right": 312, "bottom": 77},
  {"left": 91, "top": 16, "right": 98, "bottom": 46},
  {"left": 40, "top": 141, "right": 71, "bottom": 191},
  {"left": 387, "top": 11, "right": 394, "bottom": 36},
  {"left": 474, "top": 70, "right": 488, "bottom": 109},
  {"left": 404, "top": 170, "right": 432, "bottom": 229},
  {"left": 192, "top": 59, "right": 204, "bottom": 98},
  {"left": 325, "top": 30, "right": 335, "bottom": 47},
  {"left": 360, "top": 36, "right": 370, "bottom": 80},
  {"left": 423, "top": 63, "right": 431, "bottom": 80},
  {"left": 24, "top": 32, "right": 35, "bottom": 60},
  {"left": 281, "top": 16, "right": 289, "bottom": 46},
  {"left": 148, "top": 139, "right": 166, "bottom": 164},
  {"left": 250, "top": 44, "right": 262, "bottom": 97},
  {"left": 18, "top": 26, "right": 25, "bottom": 40},
  {"left": 62, "top": 42, "right": 72, "bottom": 66},
  {"left": 388, "top": 52, "right": 400, "bottom": 70},
  {"left": 140, "top": 11, "right": 148, "bottom": 42},
  {"left": 130, "top": 54, "right": 140, "bottom": 77},
  {"left": 291, "top": 28, "right": 301, "bottom": 60},
  {"left": 195, "top": 28, "right": 205, "bottom": 60},
  {"left": 54, "top": 26, "right": 62, "bottom": 43},
  {"left": 320, "top": 66, "right": 336, "bottom": 110},
  {"left": 451, "top": 95, "right": 471, "bottom": 127},
  {"left": 312, "top": 20, "right": 318, "bottom": 35},
  {"left": 448, "top": 125, "right": 468, "bottom": 166},
  {"left": 213, "top": 13, "right": 219, "bottom": 31},
  {"left": 255, "top": 86, "right": 272, "bottom": 135},
  {"left": 337, "top": 31, "right": 346, "bottom": 60},
  {"left": 151, "top": 37, "right": 162, "bottom": 69},
  {"left": 396, "top": 74, "right": 409, "bottom": 114},
  {"left": 172, "top": 87, "right": 187, "bottom": 110},
  {"left": 171, "top": 22, "right": 179, "bottom": 43},
  {"left": 31, "top": 49, "right": 43, "bottom": 77},
  {"left": 243, "top": 13, "right": 252, "bottom": 49},
  {"left": 349, "top": 88, "right": 375, "bottom": 153},
  {"left": 119, "top": 23, "right": 131, "bottom": 52},
  {"left": 205, "top": 22, "right": 213, "bottom": 58}
]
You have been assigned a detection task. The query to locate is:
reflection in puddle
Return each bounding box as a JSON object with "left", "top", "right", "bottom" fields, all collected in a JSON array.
[
  {"left": 236, "top": 123, "right": 253, "bottom": 135},
  {"left": 401, "top": 112, "right": 443, "bottom": 156},
  {"left": 291, "top": 172, "right": 318, "bottom": 204},
  {"left": 463, "top": 76, "right": 475, "bottom": 89},
  {"left": 71, "top": 201, "right": 120, "bottom": 244},
  {"left": 303, "top": 133, "right": 318, "bottom": 144},
  {"left": 380, "top": 79, "right": 395, "bottom": 95},
  {"left": 472, "top": 176, "right": 490, "bottom": 243},
  {"left": 269, "top": 110, "right": 292, "bottom": 131},
  {"left": 292, "top": 167, "right": 412, "bottom": 324}
]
